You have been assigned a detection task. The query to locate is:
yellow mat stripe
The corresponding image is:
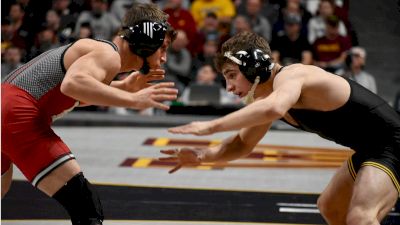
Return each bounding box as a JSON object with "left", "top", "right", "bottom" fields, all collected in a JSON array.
[
  {"left": 154, "top": 138, "right": 169, "bottom": 146},
  {"left": 209, "top": 139, "right": 220, "bottom": 147},
  {"left": 132, "top": 158, "right": 152, "bottom": 168}
]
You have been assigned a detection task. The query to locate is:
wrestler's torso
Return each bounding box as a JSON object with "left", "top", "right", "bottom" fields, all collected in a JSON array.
[
  {"left": 1, "top": 39, "right": 118, "bottom": 122},
  {"left": 283, "top": 77, "right": 400, "bottom": 151},
  {"left": 2, "top": 44, "right": 77, "bottom": 121}
]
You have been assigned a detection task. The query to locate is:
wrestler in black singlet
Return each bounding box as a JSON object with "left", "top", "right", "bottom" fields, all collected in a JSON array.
[{"left": 281, "top": 75, "right": 400, "bottom": 193}]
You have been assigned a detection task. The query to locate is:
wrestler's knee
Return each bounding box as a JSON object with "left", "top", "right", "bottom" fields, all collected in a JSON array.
[
  {"left": 346, "top": 206, "right": 376, "bottom": 225},
  {"left": 53, "top": 172, "right": 104, "bottom": 225},
  {"left": 317, "top": 194, "right": 346, "bottom": 224},
  {"left": 1, "top": 166, "right": 13, "bottom": 198},
  {"left": 1, "top": 183, "right": 10, "bottom": 198},
  {"left": 317, "top": 195, "right": 334, "bottom": 219}
]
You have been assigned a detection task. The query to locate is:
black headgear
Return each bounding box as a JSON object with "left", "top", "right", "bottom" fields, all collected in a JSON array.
[
  {"left": 121, "top": 20, "right": 169, "bottom": 74},
  {"left": 224, "top": 49, "right": 274, "bottom": 83}
]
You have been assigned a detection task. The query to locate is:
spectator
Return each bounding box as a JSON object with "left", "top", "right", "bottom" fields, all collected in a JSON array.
[
  {"left": 243, "top": 0, "right": 272, "bottom": 41},
  {"left": 270, "top": 13, "right": 313, "bottom": 65},
  {"left": 45, "top": 9, "right": 61, "bottom": 33},
  {"left": 307, "top": 0, "right": 347, "bottom": 44},
  {"left": 1, "top": 46, "right": 23, "bottom": 80},
  {"left": 76, "top": 22, "right": 94, "bottom": 39},
  {"left": 312, "top": 15, "right": 351, "bottom": 72},
  {"left": 51, "top": 0, "right": 80, "bottom": 44},
  {"left": 337, "top": 47, "right": 377, "bottom": 94},
  {"left": 231, "top": 15, "right": 252, "bottom": 35},
  {"left": 199, "top": 12, "right": 221, "bottom": 42},
  {"left": 74, "top": 0, "right": 120, "bottom": 40},
  {"left": 192, "top": 39, "right": 219, "bottom": 75},
  {"left": 180, "top": 64, "right": 241, "bottom": 105},
  {"left": 165, "top": 30, "right": 192, "bottom": 93},
  {"left": 110, "top": 0, "right": 152, "bottom": 22},
  {"left": 163, "top": 0, "right": 199, "bottom": 56},
  {"left": 235, "top": 0, "right": 280, "bottom": 26},
  {"left": 272, "top": 0, "right": 312, "bottom": 39},
  {"left": 157, "top": 0, "right": 190, "bottom": 10},
  {"left": 190, "top": 0, "right": 236, "bottom": 29},
  {"left": 29, "top": 28, "right": 61, "bottom": 59},
  {"left": 7, "top": 3, "right": 29, "bottom": 50},
  {"left": 1, "top": 19, "right": 14, "bottom": 54},
  {"left": 197, "top": 12, "right": 223, "bottom": 55}
]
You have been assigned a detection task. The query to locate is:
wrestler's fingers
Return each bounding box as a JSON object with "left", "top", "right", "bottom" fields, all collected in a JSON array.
[
  {"left": 146, "top": 75, "right": 165, "bottom": 81},
  {"left": 148, "top": 69, "right": 165, "bottom": 75},
  {"left": 151, "top": 102, "right": 170, "bottom": 111},
  {"left": 153, "top": 88, "right": 179, "bottom": 95},
  {"left": 169, "top": 164, "right": 182, "bottom": 174},
  {"left": 153, "top": 82, "right": 175, "bottom": 88},
  {"left": 160, "top": 149, "right": 179, "bottom": 155},
  {"left": 152, "top": 94, "right": 178, "bottom": 102},
  {"left": 158, "top": 157, "right": 178, "bottom": 161}
]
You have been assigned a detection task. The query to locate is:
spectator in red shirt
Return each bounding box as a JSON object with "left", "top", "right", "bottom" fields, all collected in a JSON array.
[
  {"left": 312, "top": 15, "right": 351, "bottom": 72},
  {"left": 163, "top": 0, "right": 200, "bottom": 56}
]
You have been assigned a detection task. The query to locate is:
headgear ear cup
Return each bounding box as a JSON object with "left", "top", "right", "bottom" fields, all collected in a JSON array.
[
  {"left": 231, "top": 49, "right": 274, "bottom": 83},
  {"left": 224, "top": 48, "right": 274, "bottom": 104}
]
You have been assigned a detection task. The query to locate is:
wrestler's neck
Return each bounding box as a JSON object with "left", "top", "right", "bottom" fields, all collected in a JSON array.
[
  {"left": 112, "top": 37, "right": 143, "bottom": 73},
  {"left": 253, "top": 63, "right": 283, "bottom": 99}
]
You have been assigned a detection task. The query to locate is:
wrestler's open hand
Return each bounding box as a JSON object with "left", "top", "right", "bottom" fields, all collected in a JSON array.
[
  {"left": 124, "top": 69, "right": 166, "bottom": 93},
  {"left": 132, "top": 82, "right": 178, "bottom": 110},
  {"left": 168, "top": 121, "right": 215, "bottom": 136},
  {"left": 159, "top": 147, "right": 206, "bottom": 173}
]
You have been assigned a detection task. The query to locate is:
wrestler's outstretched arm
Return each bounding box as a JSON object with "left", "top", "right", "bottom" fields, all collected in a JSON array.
[
  {"left": 161, "top": 122, "right": 271, "bottom": 173},
  {"left": 168, "top": 71, "right": 303, "bottom": 135}
]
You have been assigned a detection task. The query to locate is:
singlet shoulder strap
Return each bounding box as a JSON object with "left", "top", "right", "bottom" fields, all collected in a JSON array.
[{"left": 95, "top": 39, "right": 119, "bottom": 52}]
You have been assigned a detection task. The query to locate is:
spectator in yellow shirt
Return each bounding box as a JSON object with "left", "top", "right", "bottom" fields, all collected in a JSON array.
[{"left": 190, "top": 0, "right": 236, "bottom": 29}]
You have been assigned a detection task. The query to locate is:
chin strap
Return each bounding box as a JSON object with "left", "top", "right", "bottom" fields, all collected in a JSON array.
[
  {"left": 139, "top": 58, "right": 150, "bottom": 74},
  {"left": 242, "top": 76, "right": 260, "bottom": 105}
]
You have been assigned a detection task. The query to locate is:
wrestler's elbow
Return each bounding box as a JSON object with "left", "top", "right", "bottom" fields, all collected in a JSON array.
[
  {"left": 60, "top": 78, "right": 74, "bottom": 95},
  {"left": 264, "top": 104, "right": 286, "bottom": 120},
  {"left": 60, "top": 74, "right": 85, "bottom": 97}
]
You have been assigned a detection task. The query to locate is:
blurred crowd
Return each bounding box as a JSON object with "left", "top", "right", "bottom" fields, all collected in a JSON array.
[{"left": 2, "top": 0, "right": 386, "bottom": 114}]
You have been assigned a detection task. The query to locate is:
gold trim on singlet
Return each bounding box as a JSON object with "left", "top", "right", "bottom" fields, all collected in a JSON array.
[
  {"left": 361, "top": 162, "right": 400, "bottom": 194},
  {"left": 347, "top": 158, "right": 357, "bottom": 180}
]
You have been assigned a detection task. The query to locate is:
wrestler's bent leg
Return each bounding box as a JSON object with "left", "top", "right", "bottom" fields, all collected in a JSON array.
[
  {"left": 317, "top": 161, "right": 354, "bottom": 225},
  {"left": 346, "top": 166, "right": 398, "bottom": 225},
  {"left": 1, "top": 164, "right": 13, "bottom": 198},
  {"left": 38, "top": 160, "right": 104, "bottom": 225}
]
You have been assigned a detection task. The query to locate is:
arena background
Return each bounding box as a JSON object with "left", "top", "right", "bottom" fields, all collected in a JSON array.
[{"left": 2, "top": 0, "right": 400, "bottom": 224}]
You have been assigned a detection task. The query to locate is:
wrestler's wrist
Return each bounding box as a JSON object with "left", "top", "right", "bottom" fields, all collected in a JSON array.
[
  {"left": 210, "top": 119, "right": 222, "bottom": 133},
  {"left": 201, "top": 148, "right": 217, "bottom": 162}
]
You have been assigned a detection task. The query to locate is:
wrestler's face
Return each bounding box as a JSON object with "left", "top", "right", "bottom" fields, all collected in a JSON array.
[
  {"left": 145, "top": 36, "right": 172, "bottom": 69},
  {"left": 222, "top": 63, "right": 252, "bottom": 98}
]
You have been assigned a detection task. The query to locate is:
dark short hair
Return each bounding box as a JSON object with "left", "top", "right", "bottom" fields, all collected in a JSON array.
[
  {"left": 326, "top": 15, "right": 339, "bottom": 27},
  {"left": 214, "top": 31, "right": 272, "bottom": 72},
  {"left": 206, "top": 11, "right": 218, "bottom": 19}
]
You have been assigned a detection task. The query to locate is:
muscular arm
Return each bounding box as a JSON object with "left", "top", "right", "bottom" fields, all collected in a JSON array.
[
  {"left": 61, "top": 50, "right": 139, "bottom": 108},
  {"left": 109, "top": 79, "right": 126, "bottom": 91},
  {"left": 211, "top": 73, "right": 303, "bottom": 133},
  {"left": 204, "top": 122, "right": 272, "bottom": 162}
]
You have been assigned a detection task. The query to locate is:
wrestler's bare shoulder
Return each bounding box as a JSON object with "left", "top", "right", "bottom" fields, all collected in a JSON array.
[
  {"left": 278, "top": 64, "right": 351, "bottom": 111},
  {"left": 63, "top": 39, "right": 120, "bottom": 69}
]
